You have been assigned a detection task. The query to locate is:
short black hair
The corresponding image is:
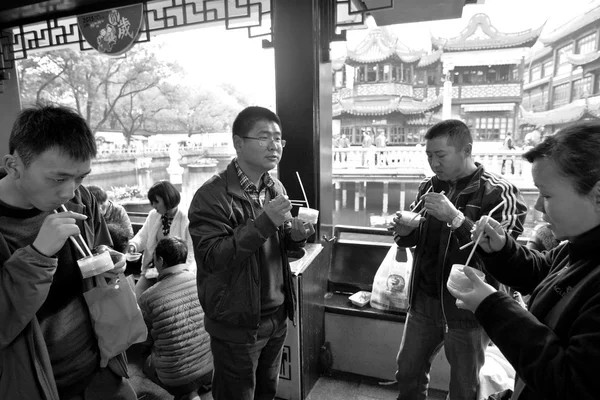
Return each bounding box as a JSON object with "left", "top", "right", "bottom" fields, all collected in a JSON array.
[
  {"left": 424, "top": 119, "right": 472, "bottom": 153},
  {"left": 155, "top": 237, "right": 188, "bottom": 268},
  {"left": 9, "top": 104, "right": 96, "bottom": 167},
  {"left": 107, "top": 223, "right": 130, "bottom": 253},
  {"left": 232, "top": 106, "right": 281, "bottom": 138},
  {"left": 87, "top": 185, "right": 108, "bottom": 203},
  {"left": 147, "top": 180, "right": 181, "bottom": 210},
  {"left": 523, "top": 121, "right": 600, "bottom": 196}
]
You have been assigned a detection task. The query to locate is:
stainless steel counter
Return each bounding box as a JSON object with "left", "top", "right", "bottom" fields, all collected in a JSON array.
[{"left": 289, "top": 243, "right": 324, "bottom": 275}]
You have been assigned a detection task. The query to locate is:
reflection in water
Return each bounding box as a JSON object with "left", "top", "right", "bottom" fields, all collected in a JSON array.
[
  {"left": 87, "top": 162, "right": 541, "bottom": 239},
  {"left": 86, "top": 160, "right": 229, "bottom": 211}
]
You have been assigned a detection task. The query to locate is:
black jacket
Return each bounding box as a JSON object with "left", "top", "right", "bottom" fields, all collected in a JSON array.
[
  {"left": 188, "top": 161, "right": 303, "bottom": 343},
  {"left": 477, "top": 225, "right": 600, "bottom": 400},
  {"left": 395, "top": 163, "right": 527, "bottom": 328}
]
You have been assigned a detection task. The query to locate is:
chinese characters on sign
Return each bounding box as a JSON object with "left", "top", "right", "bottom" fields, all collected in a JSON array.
[{"left": 78, "top": 4, "right": 144, "bottom": 56}]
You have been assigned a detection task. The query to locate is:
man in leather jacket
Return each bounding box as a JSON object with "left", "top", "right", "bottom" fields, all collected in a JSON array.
[{"left": 188, "top": 106, "right": 314, "bottom": 400}]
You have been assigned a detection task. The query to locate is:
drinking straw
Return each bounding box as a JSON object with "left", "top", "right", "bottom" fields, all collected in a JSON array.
[
  {"left": 296, "top": 171, "right": 310, "bottom": 209},
  {"left": 464, "top": 200, "right": 506, "bottom": 267},
  {"left": 58, "top": 205, "right": 93, "bottom": 257}
]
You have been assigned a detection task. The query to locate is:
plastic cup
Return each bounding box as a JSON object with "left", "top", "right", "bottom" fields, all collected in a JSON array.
[
  {"left": 77, "top": 251, "right": 114, "bottom": 279},
  {"left": 125, "top": 252, "right": 142, "bottom": 262},
  {"left": 298, "top": 207, "right": 319, "bottom": 224},
  {"left": 447, "top": 264, "right": 485, "bottom": 293},
  {"left": 398, "top": 210, "right": 424, "bottom": 227}
]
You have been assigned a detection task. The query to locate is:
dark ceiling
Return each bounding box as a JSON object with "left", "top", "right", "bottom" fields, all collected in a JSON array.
[
  {"left": 1, "top": 0, "right": 482, "bottom": 30},
  {"left": 0, "top": 0, "right": 145, "bottom": 29}
]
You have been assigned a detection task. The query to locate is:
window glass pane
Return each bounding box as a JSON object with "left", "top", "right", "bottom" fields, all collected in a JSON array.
[
  {"left": 556, "top": 43, "right": 574, "bottom": 75},
  {"left": 382, "top": 64, "right": 390, "bottom": 81},
  {"left": 542, "top": 60, "right": 553, "bottom": 77},
  {"left": 577, "top": 32, "right": 597, "bottom": 54},
  {"left": 531, "top": 64, "right": 541, "bottom": 81},
  {"left": 366, "top": 64, "right": 377, "bottom": 82}
]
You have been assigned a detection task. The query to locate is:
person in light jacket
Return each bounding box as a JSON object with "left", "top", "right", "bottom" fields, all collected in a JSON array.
[{"left": 128, "top": 180, "right": 194, "bottom": 297}]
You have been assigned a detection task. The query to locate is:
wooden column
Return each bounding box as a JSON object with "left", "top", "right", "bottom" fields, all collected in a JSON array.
[
  {"left": 0, "top": 31, "right": 22, "bottom": 157},
  {"left": 272, "top": 0, "right": 334, "bottom": 240}
]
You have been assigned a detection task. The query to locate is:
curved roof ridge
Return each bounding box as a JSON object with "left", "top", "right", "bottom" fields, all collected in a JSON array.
[
  {"left": 346, "top": 25, "right": 425, "bottom": 64},
  {"left": 432, "top": 13, "right": 544, "bottom": 52},
  {"left": 540, "top": 3, "right": 600, "bottom": 46}
]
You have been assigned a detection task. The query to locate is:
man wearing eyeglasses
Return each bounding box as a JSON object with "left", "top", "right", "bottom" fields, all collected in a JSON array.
[{"left": 188, "top": 106, "right": 315, "bottom": 400}]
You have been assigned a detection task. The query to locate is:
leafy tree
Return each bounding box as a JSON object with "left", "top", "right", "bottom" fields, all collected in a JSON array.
[{"left": 16, "top": 41, "right": 253, "bottom": 142}]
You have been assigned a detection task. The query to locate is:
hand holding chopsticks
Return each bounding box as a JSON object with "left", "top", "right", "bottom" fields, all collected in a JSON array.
[
  {"left": 31, "top": 205, "right": 90, "bottom": 258},
  {"left": 463, "top": 200, "right": 506, "bottom": 267}
]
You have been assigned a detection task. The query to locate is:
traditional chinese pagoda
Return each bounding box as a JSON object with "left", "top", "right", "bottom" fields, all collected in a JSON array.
[
  {"left": 333, "top": 13, "right": 543, "bottom": 145},
  {"left": 433, "top": 13, "right": 543, "bottom": 142},
  {"left": 520, "top": 1, "right": 600, "bottom": 133},
  {"left": 332, "top": 25, "right": 444, "bottom": 146}
]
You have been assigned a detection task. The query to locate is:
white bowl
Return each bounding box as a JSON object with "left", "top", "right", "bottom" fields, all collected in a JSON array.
[
  {"left": 349, "top": 291, "right": 371, "bottom": 307},
  {"left": 125, "top": 252, "right": 142, "bottom": 262}
]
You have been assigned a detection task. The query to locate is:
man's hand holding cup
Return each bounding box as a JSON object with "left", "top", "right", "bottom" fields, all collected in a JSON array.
[{"left": 388, "top": 210, "right": 423, "bottom": 236}]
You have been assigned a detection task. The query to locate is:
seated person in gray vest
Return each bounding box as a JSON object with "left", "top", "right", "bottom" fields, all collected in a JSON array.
[{"left": 139, "top": 237, "right": 213, "bottom": 400}]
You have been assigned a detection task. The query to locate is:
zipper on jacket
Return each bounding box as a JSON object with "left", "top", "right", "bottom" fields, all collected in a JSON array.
[
  {"left": 440, "top": 234, "right": 451, "bottom": 334},
  {"left": 439, "top": 182, "right": 457, "bottom": 334}
]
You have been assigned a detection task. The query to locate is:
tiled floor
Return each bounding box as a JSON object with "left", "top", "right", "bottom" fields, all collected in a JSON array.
[
  {"left": 127, "top": 345, "right": 446, "bottom": 400},
  {"left": 304, "top": 371, "right": 447, "bottom": 400}
]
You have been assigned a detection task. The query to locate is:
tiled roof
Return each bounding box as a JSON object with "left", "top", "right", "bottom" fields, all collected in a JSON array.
[
  {"left": 432, "top": 13, "right": 543, "bottom": 52},
  {"left": 417, "top": 50, "right": 443, "bottom": 68},
  {"left": 567, "top": 51, "right": 600, "bottom": 66},
  {"left": 333, "top": 95, "right": 443, "bottom": 117},
  {"left": 540, "top": 4, "right": 600, "bottom": 46},
  {"left": 519, "top": 95, "right": 600, "bottom": 126},
  {"left": 524, "top": 46, "right": 553, "bottom": 64},
  {"left": 345, "top": 26, "right": 425, "bottom": 65}
]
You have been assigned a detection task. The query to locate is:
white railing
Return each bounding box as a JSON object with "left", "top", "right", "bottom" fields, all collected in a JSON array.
[
  {"left": 333, "top": 147, "right": 533, "bottom": 185},
  {"left": 97, "top": 143, "right": 204, "bottom": 157}
]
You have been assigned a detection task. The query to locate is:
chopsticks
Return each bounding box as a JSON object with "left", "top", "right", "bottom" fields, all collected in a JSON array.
[
  {"left": 410, "top": 185, "right": 433, "bottom": 212},
  {"left": 458, "top": 207, "right": 527, "bottom": 251},
  {"left": 463, "top": 200, "right": 506, "bottom": 267},
  {"left": 407, "top": 189, "right": 444, "bottom": 223},
  {"left": 53, "top": 205, "right": 93, "bottom": 258}
]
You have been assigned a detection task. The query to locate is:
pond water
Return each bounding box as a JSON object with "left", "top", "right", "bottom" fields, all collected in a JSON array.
[{"left": 87, "top": 159, "right": 541, "bottom": 239}]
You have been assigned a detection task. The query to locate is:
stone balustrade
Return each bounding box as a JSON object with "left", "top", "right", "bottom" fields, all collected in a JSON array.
[{"left": 333, "top": 147, "right": 533, "bottom": 187}]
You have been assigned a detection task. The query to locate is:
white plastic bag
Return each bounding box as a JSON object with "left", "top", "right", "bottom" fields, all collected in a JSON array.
[{"left": 370, "top": 245, "right": 413, "bottom": 311}]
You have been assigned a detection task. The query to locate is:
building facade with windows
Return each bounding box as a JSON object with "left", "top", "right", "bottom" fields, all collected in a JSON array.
[
  {"left": 520, "top": 2, "right": 600, "bottom": 132},
  {"left": 333, "top": 13, "right": 542, "bottom": 146}
]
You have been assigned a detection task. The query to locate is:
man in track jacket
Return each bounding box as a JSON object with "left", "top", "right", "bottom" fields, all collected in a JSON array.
[{"left": 390, "top": 119, "right": 527, "bottom": 400}]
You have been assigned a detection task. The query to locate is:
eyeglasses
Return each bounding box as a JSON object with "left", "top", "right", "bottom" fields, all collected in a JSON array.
[{"left": 240, "top": 136, "right": 286, "bottom": 148}]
